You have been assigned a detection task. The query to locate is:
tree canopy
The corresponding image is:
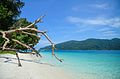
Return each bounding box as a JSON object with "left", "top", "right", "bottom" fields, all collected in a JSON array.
[
  {"left": 9, "top": 18, "right": 40, "bottom": 50},
  {"left": 0, "top": 0, "right": 39, "bottom": 50},
  {"left": 0, "top": 0, "right": 62, "bottom": 66},
  {"left": 0, "top": 0, "right": 24, "bottom": 30}
]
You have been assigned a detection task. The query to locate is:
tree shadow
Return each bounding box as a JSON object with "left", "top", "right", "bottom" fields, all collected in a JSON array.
[{"left": 0, "top": 55, "right": 54, "bottom": 66}]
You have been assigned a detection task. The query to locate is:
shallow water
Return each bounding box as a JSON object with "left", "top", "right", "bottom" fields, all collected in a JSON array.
[{"left": 40, "top": 50, "right": 120, "bottom": 79}]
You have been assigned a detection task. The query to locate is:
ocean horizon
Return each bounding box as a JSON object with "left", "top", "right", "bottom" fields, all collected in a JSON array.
[{"left": 40, "top": 50, "right": 120, "bottom": 79}]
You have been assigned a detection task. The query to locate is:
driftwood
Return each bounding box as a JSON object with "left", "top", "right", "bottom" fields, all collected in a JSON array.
[{"left": 0, "top": 15, "right": 62, "bottom": 66}]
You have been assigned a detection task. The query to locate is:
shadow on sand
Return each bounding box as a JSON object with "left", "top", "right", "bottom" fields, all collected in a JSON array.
[{"left": 0, "top": 55, "right": 54, "bottom": 66}]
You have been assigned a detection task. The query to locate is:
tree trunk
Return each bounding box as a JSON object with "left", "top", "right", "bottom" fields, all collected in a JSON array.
[{"left": 16, "top": 52, "right": 22, "bottom": 67}]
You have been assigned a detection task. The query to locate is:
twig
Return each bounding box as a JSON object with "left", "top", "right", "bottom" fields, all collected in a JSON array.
[
  {"left": 0, "top": 15, "right": 62, "bottom": 66},
  {"left": 26, "top": 15, "right": 45, "bottom": 28},
  {"left": 42, "top": 33, "right": 62, "bottom": 62}
]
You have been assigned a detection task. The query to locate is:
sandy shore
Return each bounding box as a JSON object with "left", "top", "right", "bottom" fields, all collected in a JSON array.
[{"left": 0, "top": 53, "right": 72, "bottom": 79}]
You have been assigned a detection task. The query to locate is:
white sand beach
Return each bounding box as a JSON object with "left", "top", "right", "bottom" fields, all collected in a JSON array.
[{"left": 0, "top": 53, "right": 72, "bottom": 79}]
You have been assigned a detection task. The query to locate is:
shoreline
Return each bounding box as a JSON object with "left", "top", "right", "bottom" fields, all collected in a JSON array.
[{"left": 0, "top": 53, "right": 72, "bottom": 79}]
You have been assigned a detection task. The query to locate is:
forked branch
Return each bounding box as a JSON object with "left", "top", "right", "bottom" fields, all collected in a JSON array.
[
  {"left": 42, "top": 33, "right": 62, "bottom": 62},
  {"left": 0, "top": 15, "right": 62, "bottom": 66}
]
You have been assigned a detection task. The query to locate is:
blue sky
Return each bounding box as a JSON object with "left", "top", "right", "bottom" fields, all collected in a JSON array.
[{"left": 20, "top": 0, "right": 120, "bottom": 49}]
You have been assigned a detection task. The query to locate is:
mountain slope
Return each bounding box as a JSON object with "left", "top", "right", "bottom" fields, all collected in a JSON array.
[{"left": 40, "top": 38, "right": 120, "bottom": 50}]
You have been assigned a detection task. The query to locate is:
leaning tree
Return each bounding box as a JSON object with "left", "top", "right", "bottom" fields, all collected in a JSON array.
[
  {"left": 0, "top": 15, "right": 62, "bottom": 66},
  {"left": 0, "top": 0, "right": 62, "bottom": 66}
]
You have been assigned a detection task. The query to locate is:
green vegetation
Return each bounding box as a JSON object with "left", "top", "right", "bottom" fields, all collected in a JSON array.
[
  {"left": 40, "top": 38, "right": 120, "bottom": 50},
  {"left": 0, "top": 0, "right": 24, "bottom": 30},
  {"left": 0, "top": 50, "right": 15, "bottom": 55},
  {"left": 0, "top": 0, "right": 61, "bottom": 66},
  {"left": 0, "top": 0, "right": 39, "bottom": 51},
  {"left": 8, "top": 18, "right": 39, "bottom": 50}
]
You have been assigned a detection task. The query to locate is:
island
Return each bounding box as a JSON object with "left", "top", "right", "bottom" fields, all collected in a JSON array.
[{"left": 40, "top": 38, "right": 120, "bottom": 50}]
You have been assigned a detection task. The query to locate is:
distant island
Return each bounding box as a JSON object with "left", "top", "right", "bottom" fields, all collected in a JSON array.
[{"left": 39, "top": 38, "right": 120, "bottom": 51}]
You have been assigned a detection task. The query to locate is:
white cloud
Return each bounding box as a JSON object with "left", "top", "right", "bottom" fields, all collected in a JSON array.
[
  {"left": 103, "top": 31, "right": 118, "bottom": 36},
  {"left": 67, "top": 16, "right": 120, "bottom": 28},
  {"left": 66, "top": 16, "right": 120, "bottom": 37},
  {"left": 92, "top": 3, "right": 110, "bottom": 9},
  {"left": 75, "top": 28, "right": 89, "bottom": 33},
  {"left": 98, "top": 28, "right": 111, "bottom": 31},
  {"left": 72, "top": 6, "right": 81, "bottom": 11},
  {"left": 98, "top": 28, "right": 118, "bottom": 37}
]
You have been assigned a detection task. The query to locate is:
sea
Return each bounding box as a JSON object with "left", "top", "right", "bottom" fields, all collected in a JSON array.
[{"left": 39, "top": 50, "right": 120, "bottom": 79}]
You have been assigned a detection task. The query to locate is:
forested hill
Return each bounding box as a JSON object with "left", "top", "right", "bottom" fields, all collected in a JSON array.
[{"left": 39, "top": 38, "right": 120, "bottom": 50}]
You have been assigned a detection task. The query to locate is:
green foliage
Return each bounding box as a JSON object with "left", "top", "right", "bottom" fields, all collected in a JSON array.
[
  {"left": 0, "top": 50, "right": 16, "bottom": 54},
  {"left": 0, "top": 35, "right": 5, "bottom": 47},
  {"left": 0, "top": 0, "right": 39, "bottom": 51},
  {"left": 40, "top": 38, "right": 120, "bottom": 50},
  {"left": 0, "top": 0, "right": 24, "bottom": 30},
  {"left": 9, "top": 18, "right": 40, "bottom": 50}
]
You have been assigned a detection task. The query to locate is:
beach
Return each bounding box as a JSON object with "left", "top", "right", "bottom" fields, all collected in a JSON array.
[
  {"left": 0, "top": 53, "right": 72, "bottom": 79},
  {"left": 1, "top": 50, "right": 120, "bottom": 79}
]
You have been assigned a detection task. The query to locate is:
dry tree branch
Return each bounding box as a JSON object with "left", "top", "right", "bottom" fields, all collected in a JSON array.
[
  {"left": 26, "top": 15, "right": 45, "bottom": 28},
  {"left": 12, "top": 39, "right": 32, "bottom": 49},
  {"left": 0, "top": 15, "right": 62, "bottom": 66},
  {"left": 0, "top": 47, "right": 17, "bottom": 51},
  {"left": 42, "top": 32, "right": 62, "bottom": 62},
  {"left": 12, "top": 39, "right": 42, "bottom": 57},
  {"left": 21, "top": 31, "right": 40, "bottom": 38},
  {"left": 1, "top": 32, "right": 10, "bottom": 50}
]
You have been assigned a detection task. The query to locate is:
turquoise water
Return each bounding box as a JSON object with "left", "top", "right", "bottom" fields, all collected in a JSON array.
[{"left": 40, "top": 50, "right": 120, "bottom": 79}]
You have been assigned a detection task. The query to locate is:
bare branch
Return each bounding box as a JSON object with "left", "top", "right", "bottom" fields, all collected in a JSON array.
[
  {"left": 0, "top": 15, "right": 62, "bottom": 66},
  {"left": 42, "top": 32, "right": 53, "bottom": 44},
  {"left": 42, "top": 32, "right": 62, "bottom": 62},
  {"left": 12, "top": 39, "right": 42, "bottom": 57},
  {"left": 21, "top": 31, "right": 40, "bottom": 38},
  {"left": 0, "top": 47, "right": 17, "bottom": 51},
  {"left": 12, "top": 39, "right": 32, "bottom": 49},
  {"left": 26, "top": 15, "right": 45, "bottom": 28},
  {"left": 1, "top": 32, "right": 10, "bottom": 50}
]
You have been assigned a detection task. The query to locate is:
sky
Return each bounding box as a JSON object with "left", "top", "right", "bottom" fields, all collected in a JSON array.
[{"left": 20, "top": 0, "right": 120, "bottom": 49}]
